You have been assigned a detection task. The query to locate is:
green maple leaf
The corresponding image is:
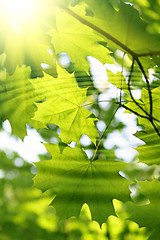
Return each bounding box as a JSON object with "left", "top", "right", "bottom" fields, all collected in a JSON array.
[
  {"left": 70, "top": 0, "right": 160, "bottom": 55},
  {"left": 33, "top": 143, "right": 131, "bottom": 224},
  {"left": 0, "top": 66, "right": 43, "bottom": 139},
  {"left": 33, "top": 66, "right": 99, "bottom": 144},
  {"left": 124, "top": 86, "right": 160, "bottom": 165},
  {"left": 125, "top": 87, "right": 160, "bottom": 125},
  {"left": 48, "top": 5, "right": 113, "bottom": 72},
  {"left": 135, "top": 129, "right": 160, "bottom": 165},
  {"left": 141, "top": 87, "right": 160, "bottom": 125},
  {"left": 107, "top": 69, "right": 129, "bottom": 94},
  {"left": 124, "top": 179, "right": 160, "bottom": 239},
  {"left": 3, "top": 33, "right": 55, "bottom": 76}
]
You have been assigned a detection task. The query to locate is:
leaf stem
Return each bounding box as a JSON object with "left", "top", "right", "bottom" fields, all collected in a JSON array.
[
  {"left": 56, "top": 2, "right": 160, "bottom": 137},
  {"left": 57, "top": 4, "right": 154, "bottom": 118},
  {"left": 91, "top": 106, "right": 119, "bottom": 162},
  {"left": 120, "top": 104, "right": 148, "bottom": 119}
]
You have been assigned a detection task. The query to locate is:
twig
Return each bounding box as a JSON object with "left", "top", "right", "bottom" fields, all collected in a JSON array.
[
  {"left": 56, "top": 2, "right": 159, "bottom": 137},
  {"left": 135, "top": 57, "right": 153, "bottom": 118},
  {"left": 119, "top": 53, "right": 125, "bottom": 104},
  {"left": 91, "top": 106, "right": 119, "bottom": 162},
  {"left": 127, "top": 59, "right": 150, "bottom": 117},
  {"left": 120, "top": 104, "right": 148, "bottom": 119}
]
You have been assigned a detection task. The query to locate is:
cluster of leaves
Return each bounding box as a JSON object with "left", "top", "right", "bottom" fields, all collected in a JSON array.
[
  {"left": 0, "top": 148, "right": 148, "bottom": 239},
  {"left": 0, "top": 0, "right": 160, "bottom": 239}
]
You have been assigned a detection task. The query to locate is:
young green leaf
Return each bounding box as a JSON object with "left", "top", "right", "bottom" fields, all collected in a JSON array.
[
  {"left": 135, "top": 129, "right": 160, "bottom": 165},
  {"left": 0, "top": 66, "right": 43, "bottom": 139},
  {"left": 49, "top": 5, "right": 113, "bottom": 72},
  {"left": 64, "top": 0, "right": 160, "bottom": 59},
  {"left": 33, "top": 67, "right": 99, "bottom": 144},
  {"left": 124, "top": 180, "right": 160, "bottom": 239},
  {"left": 33, "top": 143, "right": 131, "bottom": 224}
]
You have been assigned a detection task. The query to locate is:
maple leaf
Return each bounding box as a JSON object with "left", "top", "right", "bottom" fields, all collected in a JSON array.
[
  {"left": 75, "top": 0, "right": 160, "bottom": 55},
  {"left": 124, "top": 86, "right": 160, "bottom": 165},
  {"left": 0, "top": 66, "right": 43, "bottom": 139},
  {"left": 33, "top": 66, "right": 99, "bottom": 144},
  {"left": 48, "top": 5, "right": 113, "bottom": 73},
  {"left": 135, "top": 129, "right": 160, "bottom": 165},
  {"left": 124, "top": 180, "right": 160, "bottom": 240},
  {"left": 33, "top": 143, "right": 131, "bottom": 224},
  {"left": 3, "top": 33, "right": 55, "bottom": 76},
  {"left": 124, "top": 87, "right": 160, "bottom": 126}
]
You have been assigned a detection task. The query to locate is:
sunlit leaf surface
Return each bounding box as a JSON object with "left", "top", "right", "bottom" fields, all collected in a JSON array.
[
  {"left": 33, "top": 67, "right": 99, "bottom": 144},
  {"left": 34, "top": 143, "right": 131, "bottom": 224}
]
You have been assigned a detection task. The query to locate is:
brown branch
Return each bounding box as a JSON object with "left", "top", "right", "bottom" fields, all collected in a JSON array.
[
  {"left": 56, "top": 3, "right": 160, "bottom": 58},
  {"left": 120, "top": 104, "right": 149, "bottom": 119},
  {"left": 150, "top": 119, "right": 160, "bottom": 136},
  {"left": 56, "top": 2, "right": 159, "bottom": 136},
  {"left": 57, "top": 4, "right": 154, "bottom": 118},
  {"left": 127, "top": 59, "right": 150, "bottom": 117},
  {"left": 56, "top": 3, "right": 137, "bottom": 58},
  {"left": 121, "top": 104, "right": 160, "bottom": 136},
  {"left": 135, "top": 57, "right": 153, "bottom": 118},
  {"left": 137, "top": 51, "right": 160, "bottom": 57}
]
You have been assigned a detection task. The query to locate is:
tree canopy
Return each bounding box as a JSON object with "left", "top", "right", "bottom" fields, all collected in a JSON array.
[{"left": 0, "top": 0, "right": 160, "bottom": 239}]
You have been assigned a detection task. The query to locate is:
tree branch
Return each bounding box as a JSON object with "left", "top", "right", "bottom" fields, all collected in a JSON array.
[
  {"left": 56, "top": 3, "right": 159, "bottom": 136},
  {"left": 135, "top": 57, "right": 153, "bottom": 118},
  {"left": 57, "top": 3, "right": 160, "bottom": 58},
  {"left": 127, "top": 59, "right": 150, "bottom": 117},
  {"left": 57, "top": 3, "right": 137, "bottom": 58},
  {"left": 137, "top": 51, "right": 160, "bottom": 57}
]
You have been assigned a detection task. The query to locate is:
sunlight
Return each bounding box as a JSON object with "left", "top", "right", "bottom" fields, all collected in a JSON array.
[
  {"left": 0, "top": 0, "right": 39, "bottom": 32},
  {"left": 4, "top": 0, "right": 32, "bottom": 16},
  {"left": 1, "top": 0, "right": 34, "bottom": 22}
]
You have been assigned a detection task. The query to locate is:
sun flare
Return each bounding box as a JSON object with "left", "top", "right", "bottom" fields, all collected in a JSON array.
[
  {"left": 0, "top": 0, "right": 55, "bottom": 74},
  {"left": 0, "top": 0, "right": 41, "bottom": 33},
  {"left": 4, "top": 0, "right": 32, "bottom": 16},
  {"left": 1, "top": 0, "right": 35, "bottom": 20}
]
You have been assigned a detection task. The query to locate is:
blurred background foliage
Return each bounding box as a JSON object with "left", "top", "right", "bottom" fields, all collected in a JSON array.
[{"left": 0, "top": 148, "right": 149, "bottom": 240}]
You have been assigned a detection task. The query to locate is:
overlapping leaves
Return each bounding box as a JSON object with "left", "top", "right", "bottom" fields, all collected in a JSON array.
[
  {"left": 70, "top": 0, "right": 160, "bottom": 55},
  {"left": 125, "top": 86, "right": 160, "bottom": 165},
  {"left": 1, "top": 0, "right": 160, "bottom": 231},
  {"left": 49, "top": 5, "right": 113, "bottom": 72},
  {"left": 32, "top": 0, "right": 160, "bottom": 227}
]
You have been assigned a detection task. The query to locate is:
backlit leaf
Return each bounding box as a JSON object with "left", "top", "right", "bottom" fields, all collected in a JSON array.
[
  {"left": 0, "top": 66, "right": 42, "bottom": 139},
  {"left": 124, "top": 180, "right": 160, "bottom": 239},
  {"left": 49, "top": 5, "right": 113, "bottom": 72},
  {"left": 74, "top": 0, "right": 160, "bottom": 55},
  {"left": 33, "top": 67, "right": 99, "bottom": 144},
  {"left": 34, "top": 143, "right": 131, "bottom": 224}
]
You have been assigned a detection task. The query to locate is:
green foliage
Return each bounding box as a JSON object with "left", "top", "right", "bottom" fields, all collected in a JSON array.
[
  {"left": 49, "top": 6, "right": 113, "bottom": 72},
  {"left": 0, "top": 0, "right": 160, "bottom": 239},
  {"left": 0, "top": 66, "right": 43, "bottom": 138},
  {"left": 33, "top": 67, "right": 99, "bottom": 144},
  {"left": 34, "top": 143, "right": 130, "bottom": 224}
]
